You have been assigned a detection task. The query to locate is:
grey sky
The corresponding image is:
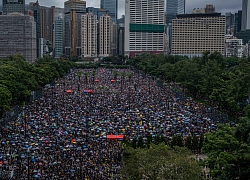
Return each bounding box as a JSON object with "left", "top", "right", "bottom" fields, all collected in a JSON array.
[{"left": 1, "top": 0, "right": 243, "bottom": 18}]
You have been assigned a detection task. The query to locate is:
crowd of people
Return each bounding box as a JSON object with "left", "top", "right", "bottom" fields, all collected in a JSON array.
[{"left": 0, "top": 68, "right": 219, "bottom": 179}]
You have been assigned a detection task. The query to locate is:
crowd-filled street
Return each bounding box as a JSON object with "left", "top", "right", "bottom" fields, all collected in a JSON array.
[{"left": 0, "top": 68, "right": 218, "bottom": 179}]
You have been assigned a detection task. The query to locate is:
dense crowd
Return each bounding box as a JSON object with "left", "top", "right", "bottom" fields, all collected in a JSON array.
[{"left": 0, "top": 68, "right": 218, "bottom": 179}]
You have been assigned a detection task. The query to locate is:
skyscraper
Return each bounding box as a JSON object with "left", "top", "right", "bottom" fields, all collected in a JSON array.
[
  {"left": 64, "top": 0, "right": 86, "bottom": 57},
  {"left": 99, "top": 14, "right": 112, "bottom": 57},
  {"left": 3, "top": 0, "right": 25, "bottom": 15},
  {"left": 235, "top": 10, "right": 242, "bottom": 34},
  {"left": 100, "top": 0, "right": 117, "bottom": 23},
  {"left": 171, "top": 13, "right": 225, "bottom": 57},
  {"left": 0, "top": 13, "right": 36, "bottom": 62},
  {"left": 53, "top": 8, "right": 64, "bottom": 58},
  {"left": 81, "top": 13, "right": 98, "bottom": 58},
  {"left": 29, "top": 1, "right": 41, "bottom": 58},
  {"left": 241, "top": 0, "right": 250, "bottom": 30},
  {"left": 125, "top": 0, "right": 166, "bottom": 57},
  {"left": 30, "top": 2, "right": 60, "bottom": 57},
  {"left": 166, "top": 0, "right": 185, "bottom": 54},
  {"left": 166, "top": 0, "right": 185, "bottom": 24}
]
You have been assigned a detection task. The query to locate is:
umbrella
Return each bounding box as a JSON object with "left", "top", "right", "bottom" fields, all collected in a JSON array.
[
  {"left": 83, "top": 89, "right": 93, "bottom": 93},
  {"left": 94, "top": 79, "right": 99, "bottom": 83},
  {"left": 110, "top": 79, "right": 115, "bottom": 83},
  {"left": 66, "top": 90, "right": 73, "bottom": 93}
]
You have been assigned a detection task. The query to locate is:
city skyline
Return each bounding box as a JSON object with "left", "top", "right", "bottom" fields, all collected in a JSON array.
[{"left": 0, "top": 0, "right": 242, "bottom": 18}]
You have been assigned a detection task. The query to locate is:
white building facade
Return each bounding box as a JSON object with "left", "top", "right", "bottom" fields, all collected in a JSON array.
[
  {"left": 81, "top": 13, "right": 98, "bottom": 58},
  {"left": 225, "top": 38, "right": 243, "bottom": 58},
  {"left": 99, "top": 14, "right": 112, "bottom": 57},
  {"left": 125, "top": 0, "right": 166, "bottom": 57}
]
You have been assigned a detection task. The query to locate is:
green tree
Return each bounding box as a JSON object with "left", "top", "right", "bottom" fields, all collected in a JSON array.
[
  {"left": 118, "top": 144, "right": 204, "bottom": 180},
  {"left": 137, "top": 136, "right": 145, "bottom": 148},
  {"left": 203, "top": 124, "right": 250, "bottom": 180},
  {"left": 185, "top": 136, "right": 193, "bottom": 151},
  {"left": 0, "top": 84, "right": 12, "bottom": 116},
  {"left": 84, "top": 72, "right": 88, "bottom": 84},
  {"left": 128, "top": 73, "right": 133, "bottom": 83},
  {"left": 92, "top": 70, "right": 96, "bottom": 83},
  {"left": 131, "top": 137, "right": 137, "bottom": 149},
  {"left": 171, "top": 135, "right": 184, "bottom": 147},
  {"left": 113, "top": 70, "right": 118, "bottom": 80},
  {"left": 191, "top": 136, "right": 199, "bottom": 153}
]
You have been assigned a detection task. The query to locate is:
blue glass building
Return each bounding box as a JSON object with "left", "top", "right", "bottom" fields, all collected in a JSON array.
[
  {"left": 166, "top": 0, "right": 185, "bottom": 24},
  {"left": 100, "top": 0, "right": 117, "bottom": 23}
]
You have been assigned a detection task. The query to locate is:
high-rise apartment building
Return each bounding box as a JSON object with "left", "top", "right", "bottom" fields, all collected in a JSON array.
[
  {"left": 242, "top": 0, "right": 250, "bottom": 30},
  {"left": 166, "top": 0, "right": 185, "bottom": 24},
  {"left": 171, "top": 13, "right": 225, "bottom": 57},
  {"left": 125, "top": 0, "right": 166, "bottom": 57},
  {"left": 81, "top": 13, "right": 98, "bottom": 58},
  {"left": 3, "top": 0, "right": 25, "bottom": 15},
  {"left": 64, "top": 0, "right": 86, "bottom": 57},
  {"left": 111, "top": 23, "right": 118, "bottom": 56},
  {"left": 100, "top": 0, "right": 117, "bottom": 23},
  {"left": 0, "top": 13, "right": 36, "bottom": 62},
  {"left": 99, "top": 14, "right": 112, "bottom": 57}
]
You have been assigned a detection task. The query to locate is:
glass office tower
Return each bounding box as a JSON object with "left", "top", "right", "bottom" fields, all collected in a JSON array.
[
  {"left": 166, "top": 0, "right": 185, "bottom": 24},
  {"left": 100, "top": 0, "right": 117, "bottom": 23}
]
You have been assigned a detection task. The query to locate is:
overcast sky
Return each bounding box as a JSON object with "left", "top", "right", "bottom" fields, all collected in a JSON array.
[{"left": 1, "top": 0, "right": 243, "bottom": 18}]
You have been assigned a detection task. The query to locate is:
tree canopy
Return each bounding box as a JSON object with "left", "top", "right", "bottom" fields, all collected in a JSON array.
[
  {"left": 118, "top": 144, "right": 204, "bottom": 180},
  {"left": 0, "top": 55, "right": 74, "bottom": 117},
  {"left": 203, "top": 123, "right": 250, "bottom": 180},
  {"left": 129, "top": 51, "right": 250, "bottom": 119}
]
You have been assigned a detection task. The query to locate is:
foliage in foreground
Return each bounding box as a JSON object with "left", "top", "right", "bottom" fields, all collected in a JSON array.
[
  {"left": 203, "top": 120, "right": 250, "bottom": 180},
  {"left": 118, "top": 144, "right": 204, "bottom": 180}
]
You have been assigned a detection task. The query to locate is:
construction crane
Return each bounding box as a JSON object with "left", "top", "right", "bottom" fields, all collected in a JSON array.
[{"left": 70, "top": 0, "right": 76, "bottom": 58}]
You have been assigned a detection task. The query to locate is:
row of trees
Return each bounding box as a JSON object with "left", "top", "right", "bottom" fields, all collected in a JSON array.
[
  {"left": 129, "top": 52, "right": 250, "bottom": 119},
  {"left": 122, "top": 134, "right": 204, "bottom": 154},
  {"left": 0, "top": 55, "right": 74, "bottom": 117}
]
